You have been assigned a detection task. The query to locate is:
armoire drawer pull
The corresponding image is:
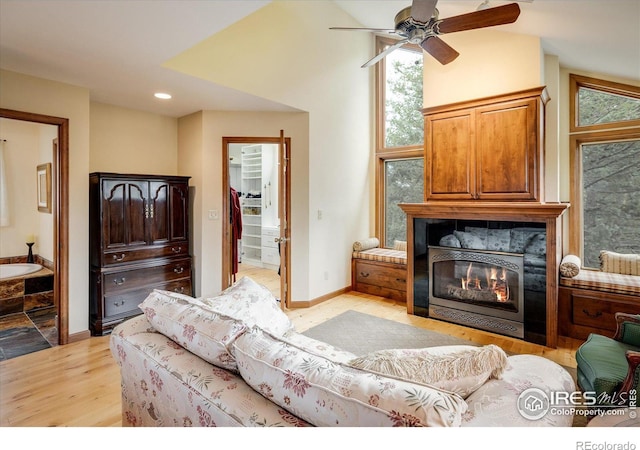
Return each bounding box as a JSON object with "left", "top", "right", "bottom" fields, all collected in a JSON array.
[
  {"left": 173, "top": 267, "right": 184, "bottom": 274},
  {"left": 113, "top": 300, "right": 125, "bottom": 307},
  {"left": 582, "top": 309, "right": 602, "bottom": 318},
  {"left": 171, "top": 247, "right": 181, "bottom": 253},
  {"left": 112, "top": 253, "right": 126, "bottom": 262},
  {"left": 174, "top": 286, "right": 185, "bottom": 294},
  {"left": 113, "top": 277, "right": 126, "bottom": 285},
  {"left": 360, "top": 272, "right": 370, "bottom": 278}
]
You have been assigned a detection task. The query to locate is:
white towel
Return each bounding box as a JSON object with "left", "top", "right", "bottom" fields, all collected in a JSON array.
[{"left": 0, "top": 140, "right": 9, "bottom": 227}]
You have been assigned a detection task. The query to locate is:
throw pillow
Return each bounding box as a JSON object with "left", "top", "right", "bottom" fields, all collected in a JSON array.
[
  {"left": 138, "top": 289, "right": 247, "bottom": 371},
  {"left": 393, "top": 240, "right": 407, "bottom": 252},
  {"left": 559, "top": 254, "right": 581, "bottom": 278},
  {"left": 232, "top": 327, "right": 467, "bottom": 427},
  {"left": 600, "top": 250, "right": 640, "bottom": 276},
  {"left": 199, "top": 276, "right": 293, "bottom": 336},
  {"left": 454, "top": 230, "right": 486, "bottom": 250},
  {"left": 353, "top": 237, "right": 380, "bottom": 252},
  {"left": 439, "top": 234, "right": 462, "bottom": 248},
  {"left": 348, "top": 344, "right": 509, "bottom": 398}
]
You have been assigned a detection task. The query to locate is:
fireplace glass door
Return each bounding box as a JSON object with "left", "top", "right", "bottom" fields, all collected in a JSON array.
[{"left": 429, "top": 247, "right": 524, "bottom": 321}]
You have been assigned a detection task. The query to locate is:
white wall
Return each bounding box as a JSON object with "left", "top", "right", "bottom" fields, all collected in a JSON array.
[
  {"left": 90, "top": 102, "right": 177, "bottom": 174},
  {"left": 0, "top": 118, "right": 54, "bottom": 260},
  {"left": 0, "top": 68, "right": 90, "bottom": 336},
  {"left": 173, "top": 1, "right": 372, "bottom": 301}
]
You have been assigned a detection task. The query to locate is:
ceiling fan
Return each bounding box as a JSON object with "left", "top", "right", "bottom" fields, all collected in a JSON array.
[{"left": 330, "top": 0, "right": 522, "bottom": 68}]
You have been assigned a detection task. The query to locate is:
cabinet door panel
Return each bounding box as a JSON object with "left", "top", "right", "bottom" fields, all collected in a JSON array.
[
  {"left": 475, "top": 99, "right": 537, "bottom": 200},
  {"left": 149, "top": 181, "right": 169, "bottom": 244},
  {"left": 127, "top": 181, "right": 148, "bottom": 245},
  {"left": 426, "top": 111, "right": 475, "bottom": 200},
  {"left": 169, "top": 182, "right": 189, "bottom": 241}
]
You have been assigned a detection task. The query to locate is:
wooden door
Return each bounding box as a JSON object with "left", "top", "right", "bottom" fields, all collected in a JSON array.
[
  {"left": 101, "top": 178, "right": 148, "bottom": 250},
  {"left": 148, "top": 181, "right": 170, "bottom": 245},
  {"left": 425, "top": 110, "right": 475, "bottom": 200},
  {"left": 475, "top": 98, "right": 538, "bottom": 200}
]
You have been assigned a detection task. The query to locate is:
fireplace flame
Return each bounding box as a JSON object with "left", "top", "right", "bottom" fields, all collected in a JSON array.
[{"left": 460, "top": 263, "right": 510, "bottom": 303}]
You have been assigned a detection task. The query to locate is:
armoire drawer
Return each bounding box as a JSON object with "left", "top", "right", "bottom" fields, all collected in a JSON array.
[
  {"left": 104, "top": 278, "right": 192, "bottom": 318},
  {"left": 103, "top": 243, "right": 189, "bottom": 266},
  {"left": 103, "top": 258, "right": 191, "bottom": 295}
]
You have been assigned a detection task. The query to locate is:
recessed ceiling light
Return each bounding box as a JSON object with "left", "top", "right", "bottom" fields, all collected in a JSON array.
[{"left": 154, "top": 92, "right": 172, "bottom": 100}]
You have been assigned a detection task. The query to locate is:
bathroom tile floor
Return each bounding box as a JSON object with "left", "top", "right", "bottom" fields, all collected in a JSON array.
[{"left": 0, "top": 307, "right": 57, "bottom": 361}]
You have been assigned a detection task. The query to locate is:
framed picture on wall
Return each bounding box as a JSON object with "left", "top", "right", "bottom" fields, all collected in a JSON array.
[{"left": 37, "top": 162, "right": 52, "bottom": 213}]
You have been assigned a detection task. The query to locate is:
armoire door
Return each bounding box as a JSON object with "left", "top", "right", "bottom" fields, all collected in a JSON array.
[{"left": 102, "top": 178, "right": 148, "bottom": 250}]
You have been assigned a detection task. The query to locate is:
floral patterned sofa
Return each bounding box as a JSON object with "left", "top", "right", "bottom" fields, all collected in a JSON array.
[{"left": 109, "top": 277, "right": 576, "bottom": 427}]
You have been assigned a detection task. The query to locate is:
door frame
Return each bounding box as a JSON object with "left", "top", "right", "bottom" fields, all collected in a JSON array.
[
  {"left": 221, "top": 136, "right": 291, "bottom": 306},
  {"left": 0, "top": 108, "right": 69, "bottom": 345}
]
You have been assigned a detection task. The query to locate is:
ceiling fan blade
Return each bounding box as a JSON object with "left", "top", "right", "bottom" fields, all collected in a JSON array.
[
  {"left": 436, "top": 3, "right": 520, "bottom": 34},
  {"left": 410, "top": 0, "right": 438, "bottom": 23},
  {"left": 361, "top": 39, "right": 409, "bottom": 68},
  {"left": 330, "top": 27, "right": 397, "bottom": 34},
  {"left": 420, "top": 36, "right": 460, "bottom": 65}
]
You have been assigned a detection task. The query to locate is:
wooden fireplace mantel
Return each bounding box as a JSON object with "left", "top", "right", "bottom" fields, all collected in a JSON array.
[{"left": 400, "top": 201, "right": 569, "bottom": 348}]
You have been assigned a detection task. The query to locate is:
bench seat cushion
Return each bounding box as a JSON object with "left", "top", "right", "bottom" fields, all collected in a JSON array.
[
  {"left": 560, "top": 269, "right": 640, "bottom": 297},
  {"left": 352, "top": 248, "right": 407, "bottom": 265}
]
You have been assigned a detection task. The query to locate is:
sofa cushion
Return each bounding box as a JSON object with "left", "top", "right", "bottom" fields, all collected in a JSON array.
[
  {"left": 232, "top": 327, "right": 467, "bottom": 427},
  {"left": 600, "top": 250, "right": 640, "bottom": 276},
  {"left": 138, "top": 289, "right": 247, "bottom": 371},
  {"left": 454, "top": 230, "right": 486, "bottom": 250},
  {"left": 347, "top": 344, "right": 508, "bottom": 398},
  {"left": 199, "top": 276, "right": 293, "bottom": 336}
]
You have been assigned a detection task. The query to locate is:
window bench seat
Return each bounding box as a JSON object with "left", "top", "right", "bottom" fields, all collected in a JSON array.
[
  {"left": 351, "top": 247, "right": 407, "bottom": 302},
  {"left": 559, "top": 269, "right": 640, "bottom": 340}
]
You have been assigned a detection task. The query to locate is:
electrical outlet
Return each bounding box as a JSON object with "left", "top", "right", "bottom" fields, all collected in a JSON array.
[
  {"left": 208, "top": 209, "right": 219, "bottom": 220},
  {"left": 324, "top": 271, "right": 329, "bottom": 281},
  {"left": 317, "top": 209, "right": 323, "bottom": 220}
]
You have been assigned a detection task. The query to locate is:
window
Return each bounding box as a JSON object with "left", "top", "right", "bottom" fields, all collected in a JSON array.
[
  {"left": 383, "top": 158, "right": 424, "bottom": 248},
  {"left": 376, "top": 36, "right": 424, "bottom": 247},
  {"left": 569, "top": 74, "right": 640, "bottom": 268}
]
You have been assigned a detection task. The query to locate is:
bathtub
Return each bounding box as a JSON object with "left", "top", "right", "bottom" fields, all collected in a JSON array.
[{"left": 0, "top": 263, "right": 43, "bottom": 280}]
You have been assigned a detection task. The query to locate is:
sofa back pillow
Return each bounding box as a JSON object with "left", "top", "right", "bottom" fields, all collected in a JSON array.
[
  {"left": 232, "top": 327, "right": 467, "bottom": 427},
  {"left": 348, "top": 344, "right": 508, "bottom": 398},
  {"left": 199, "top": 276, "right": 293, "bottom": 337},
  {"left": 139, "top": 289, "right": 247, "bottom": 371}
]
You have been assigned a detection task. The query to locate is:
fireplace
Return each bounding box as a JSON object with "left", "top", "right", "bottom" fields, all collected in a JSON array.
[{"left": 429, "top": 246, "right": 525, "bottom": 338}]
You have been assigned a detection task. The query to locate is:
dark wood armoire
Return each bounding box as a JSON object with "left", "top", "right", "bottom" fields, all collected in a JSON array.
[{"left": 89, "top": 172, "right": 193, "bottom": 335}]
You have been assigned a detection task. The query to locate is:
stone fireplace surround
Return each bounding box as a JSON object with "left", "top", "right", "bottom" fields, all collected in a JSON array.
[{"left": 400, "top": 202, "right": 568, "bottom": 348}]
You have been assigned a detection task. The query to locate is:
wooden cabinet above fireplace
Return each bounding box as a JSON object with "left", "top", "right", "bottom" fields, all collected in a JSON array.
[{"left": 423, "top": 87, "right": 549, "bottom": 202}]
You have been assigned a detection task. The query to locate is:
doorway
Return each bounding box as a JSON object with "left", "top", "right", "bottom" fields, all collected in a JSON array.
[
  {"left": 222, "top": 135, "right": 291, "bottom": 307},
  {"left": 0, "top": 108, "right": 69, "bottom": 352}
]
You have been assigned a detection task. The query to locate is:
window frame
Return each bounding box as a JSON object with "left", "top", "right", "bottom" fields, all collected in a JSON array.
[
  {"left": 375, "top": 36, "right": 424, "bottom": 246},
  {"left": 568, "top": 74, "right": 640, "bottom": 264}
]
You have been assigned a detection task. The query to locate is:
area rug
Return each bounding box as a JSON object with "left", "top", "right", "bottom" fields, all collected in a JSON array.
[
  {"left": 302, "top": 310, "right": 585, "bottom": 427},
  {"left": 302, "top": 310, "right": 475, "bottom": 355}
]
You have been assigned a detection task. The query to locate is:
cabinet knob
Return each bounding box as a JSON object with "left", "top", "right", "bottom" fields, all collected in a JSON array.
[
  {"left": 173, "top": 267, "right": 184, "bottom": 274},
  {"left": 112, "top": 253, "right": 126, "bottom": 262},
  {"left": 360, "top": 272, "right": 370, "bottom": 278},
  {"left": 113, "top": 300, "right": 125, "bottom": 307},
  {"left": 113, "top": 277, "right": 126, "bottom": 285},
  {"left": 174, "top": 286, "right": 185, "bottom": 294},
  {"left": 171, "top": 247, "right": 181, "bottom": 253}
]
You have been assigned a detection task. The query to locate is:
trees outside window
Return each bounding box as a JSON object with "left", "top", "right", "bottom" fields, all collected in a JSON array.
[
  {"left": 569, "top": 74, "right": 640, "bottom": 268},
  {"left": 376, "top": 37, "right": 424, "bottom": 247}
]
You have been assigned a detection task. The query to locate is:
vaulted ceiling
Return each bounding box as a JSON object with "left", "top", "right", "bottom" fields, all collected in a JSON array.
[{"left": 1, "top": 0, "right": 638, "bottom": 117}]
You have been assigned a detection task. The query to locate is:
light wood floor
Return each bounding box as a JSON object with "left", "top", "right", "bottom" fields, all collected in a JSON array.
[{"left": 0, "top": 265, "right": 582, "bottom": 427}]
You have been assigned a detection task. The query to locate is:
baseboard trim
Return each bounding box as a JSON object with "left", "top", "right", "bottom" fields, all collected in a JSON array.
[
  {"left": 67, "top": 329, "right": 91, "bottom": 343},
  {"left": 288, "top": 286, "right": 351, "bottom": 309}
]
